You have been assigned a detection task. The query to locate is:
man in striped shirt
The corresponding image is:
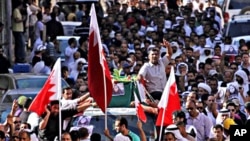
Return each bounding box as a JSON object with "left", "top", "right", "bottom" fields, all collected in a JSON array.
[{"left": 73, "top": 16, "right": 89, "bottom": 38}]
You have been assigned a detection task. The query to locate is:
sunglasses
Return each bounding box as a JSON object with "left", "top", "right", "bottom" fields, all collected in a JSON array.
[
  {"left": 241, "top": 50, "right": 248, "bottom": 52},
  {"left": 197, "top": 107, "right": 203, "bottom": 110},
  {"left": 14, "top": 121, "right": 21, "bottom": 124},
  {"left": 78, "top": 63, "right": 84, "bottom": 65},
  {"left": 186, "top": 107, "right": 194, "bottom": 111},
  {"left": 228, "top": 109, "right": 235, "bottom": 112}
]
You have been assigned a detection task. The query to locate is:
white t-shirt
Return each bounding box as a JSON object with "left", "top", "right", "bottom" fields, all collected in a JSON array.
[{"left": 34, "top": 21, "right": 44, "bottom": 40}]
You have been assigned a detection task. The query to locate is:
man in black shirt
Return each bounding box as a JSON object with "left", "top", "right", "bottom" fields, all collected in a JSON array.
[
  {"left": 77, "top": 36, "right": 88, "bottom": 61},
  {"left": 38, "top": 100, "right": 91, "bottom": 141}
]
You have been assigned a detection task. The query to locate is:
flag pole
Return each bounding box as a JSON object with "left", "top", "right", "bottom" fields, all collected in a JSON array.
[
  {"left": 158, "top": 66, "right": 173, "bottom": 141},
  {"left": 158, "top": 102, "right": 167, "bottom": 141},
  {"left": 59, "top": 92, "right": 62, "bottom": 141},
  {"left": 103, "top": 66, "right": 108, "bottom": 130},
  {"left": 58, "top": 58, "right": 62, "bottom": 141}
]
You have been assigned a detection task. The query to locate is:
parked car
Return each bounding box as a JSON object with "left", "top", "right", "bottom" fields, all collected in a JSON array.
[
  {"left": 61, "top": 21, "right": 81, "bottom": 36},
  {"left": 224, "top": 14, "right": 250, "bottom": 38},
  {"left": 70, "top": 107, "right": 156, "bottom": 141},
  {"left": 0, "top": 88, "right": 40, "bottom": 123},
  {"left": 222, "top": 0, "right": 250, "bottom": 23},
  {"left": 232, "top": 35, "right": 250, "bottom": 47},
  {"left": 0, "top": 73, "right": 69, "bottom": 122}
]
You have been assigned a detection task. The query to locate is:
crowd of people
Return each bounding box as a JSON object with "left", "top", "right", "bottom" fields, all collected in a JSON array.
[{"left": 1, "top": 0, "right": 250, "bottom": 140}]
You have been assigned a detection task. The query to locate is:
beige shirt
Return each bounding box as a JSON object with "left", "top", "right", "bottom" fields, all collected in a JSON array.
[
  {"left": 12, "top": 8, "right": 24, "bottom": 32},
  {"left": 139, "top": 56, "right": 169, "bottom": 93}
]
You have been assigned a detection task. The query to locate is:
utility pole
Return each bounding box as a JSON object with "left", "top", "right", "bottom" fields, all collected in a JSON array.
[{"left": 6, "top": 0, "right": 13, "bottom": 64}]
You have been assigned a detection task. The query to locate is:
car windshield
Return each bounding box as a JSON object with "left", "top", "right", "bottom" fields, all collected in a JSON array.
[
  {"left": 16, "top": 78, "right": 47, "bottom": 89},
  {"left": 233, "top": 37, "right": 250, "bottom": 47},
  {"left": 16, "top": 77, "right": 69, "bottom": 89},
  {"left": 229, "top": 0, "right": 250, "bottom": 9},
  {"left": 226, "top": 21, "right": 250, "bottom": 37},
  {"left": 2, "top": 93, "right": 37, "bottom": 103},
  {"left": 70, "top": 114, "right": 155, "bottom": 140}
]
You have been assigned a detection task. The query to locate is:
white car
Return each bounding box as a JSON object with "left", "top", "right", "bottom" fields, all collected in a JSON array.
[
  {"left": 232, "top": 35, "right": 250, "bottom": 47},
  {"left": 70, "top": 107, "right": 156, "bottom": 140},
  {"left": 224, "top": 15, "right": 250, "bottom": 38},
  {"left": 222, "top": 0, "right": 250, "bottom": 23},
  {"left": 61, "top": 21, "right": 81, "bottom": 36}
]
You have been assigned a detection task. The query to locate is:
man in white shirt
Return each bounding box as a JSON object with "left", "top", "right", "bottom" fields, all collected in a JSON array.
[
  {"left": 137, "top": 40, "right": 172, "bottom": 100},
  {"left": 64, "top": 38, "right": 78, "bottom": 67}
]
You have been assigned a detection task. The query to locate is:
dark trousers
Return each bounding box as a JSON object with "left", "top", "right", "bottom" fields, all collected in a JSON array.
[
  {"left": 13, "top": 31, "right": 26, "bottom": 62},
  {"left": 150, "top": 91, "right": 163, "bottom": 101}
]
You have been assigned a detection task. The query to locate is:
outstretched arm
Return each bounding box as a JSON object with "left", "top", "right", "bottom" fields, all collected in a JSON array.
[{"left": 137, "top": 120, "right": 147, "bottom": 141}]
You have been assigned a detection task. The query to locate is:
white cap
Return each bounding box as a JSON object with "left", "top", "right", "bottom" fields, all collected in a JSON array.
[
  {"left": 146, "top": 27, "right": 155, "bottom": 32},
  {"left": 164, "top": 20, "right": 172, "bottom": 29},
  {"left": 170, "top": 42, "right": 179, "bottom": 48},
  {"left": 175, "top": 16, "right": 184, "bottom": 21},
  {"left": 147, "top": 44, "right": 156, "bottom": 52},
  {"left": 204, "top": 44, "right": 212, "bottom": 48},
  {"left": 198, "top": 82, "right": 212, "bottom": 94},
  {"left": 208, "top": 69, "right": 217, "bottom": 76},
  {"left": 36, "top": 44, "right": 46, "bottom": 52}
]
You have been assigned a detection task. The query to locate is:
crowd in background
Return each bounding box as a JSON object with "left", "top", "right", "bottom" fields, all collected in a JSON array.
[{"left": 0, "top": 0, "right": 250, "bottom": 140}]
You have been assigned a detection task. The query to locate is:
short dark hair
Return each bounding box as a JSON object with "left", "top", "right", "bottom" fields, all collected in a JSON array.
[
  {"left": 68, "top": 38, "right": 76, "bottom": 45},
  {"left": 119, "top": 117, "right": 128, "bottom": 129},
  {"left": 23, "top": 98, "right": 32, "bottom": 109},
  {"left": 78, "top": 127, "right": 89, "bottom": 138},
  {"left": 79, "top": 36, "right": 88, "bottom": 46},
  {"left": 70, "top": 130, "right": 80, "bottom": 141},
  {"left": 186, "top": 47, "right": 193, "bottom": 52},
  {"left": 172, "top": 110, "right": 187, "bottom": 124},
  {"left": 90, "top": 133, "right": 101, "bottom": 141},
  {"left": 213, "top": 124, "right": 224, "bottom": 131},
  {"left": 63, "top": 87, "right": 72, "bottom": 94},
  {"left": 50, "top": 100, "right": 59, "bottom": 106},
  {"left": 226, "top": 102, "right": 236, "bottom": 108}
]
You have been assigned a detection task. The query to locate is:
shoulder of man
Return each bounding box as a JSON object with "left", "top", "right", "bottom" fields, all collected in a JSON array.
[{"left": 128, "top": 130, "right": 140, "bottom": 141}]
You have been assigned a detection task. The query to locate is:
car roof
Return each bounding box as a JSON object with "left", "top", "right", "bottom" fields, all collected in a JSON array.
[
  {"left": 232, "top": 35, "right": 250, "bottom": 40},
  {"left": 0, "top": 73, "right": 48, "bottom": 80},
  {"left": 83, "top": 107, "right": 137, "bottom": 116},
  {"left": 61, "top": 21, "right": 82, "bottom": 26},
  {"left": 57, "top": 0, "right": 98, "bottom": 4},
  {"left": 4, "top": 88, "right": 41, "bottom": 95},
  {"left": 230, "top": 14, "right": 250, "bottom": 21},
  {"left": 1, "top": 88, "right": 40, "bottom": 104},
  {"left": 56, "top": 36, "right": 81, "bottom": 40}
]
